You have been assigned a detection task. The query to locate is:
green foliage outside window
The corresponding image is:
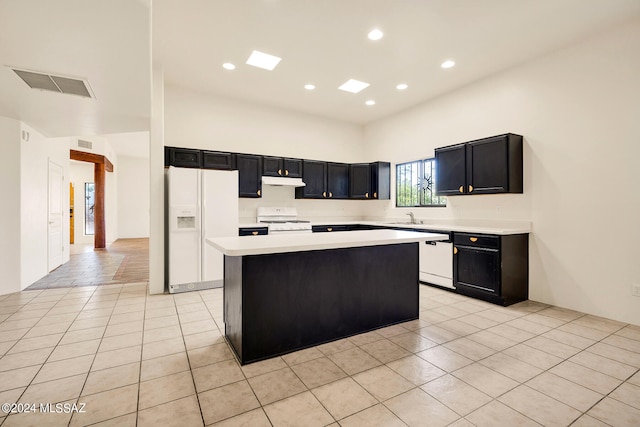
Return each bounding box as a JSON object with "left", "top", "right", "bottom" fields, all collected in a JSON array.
[{"left": 396, "top": 159, "right": 446, "bottom": 207}]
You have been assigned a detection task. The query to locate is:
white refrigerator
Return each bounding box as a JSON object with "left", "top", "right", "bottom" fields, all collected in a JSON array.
[{"left": 167, "top": 166, "right": 238, "bottom": 293}]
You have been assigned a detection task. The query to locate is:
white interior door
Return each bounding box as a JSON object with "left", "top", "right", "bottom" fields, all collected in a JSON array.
[{"left": 48, "top": 160, "right": 64, "bottom": 271}]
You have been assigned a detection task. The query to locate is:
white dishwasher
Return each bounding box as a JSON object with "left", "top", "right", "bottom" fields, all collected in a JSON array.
[{"left": 419, "top": 231, "right": 454, "bottom": 289}]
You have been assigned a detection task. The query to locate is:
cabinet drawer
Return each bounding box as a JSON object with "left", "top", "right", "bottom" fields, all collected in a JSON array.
[
  {"left": 453, "top": 233, "right": 499, "bottom": 249},
  {"left": 312, "top": 225, "right": 349, "bottom": 233},
  {"left": 239, "top": 227, "right": 268, "bottom": 236}
]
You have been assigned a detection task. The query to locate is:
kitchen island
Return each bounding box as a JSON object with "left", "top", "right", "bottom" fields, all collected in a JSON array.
[{"left": 207, "top": 229, "right": 448, "bottom": 364}]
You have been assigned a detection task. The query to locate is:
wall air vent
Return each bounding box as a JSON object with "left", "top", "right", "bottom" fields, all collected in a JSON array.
[
  {"left": 78, "top": 140, "right": 93, "bottom": 149},
  {"left": 11, "top": 68, "right": 94, "bottom": 98}
]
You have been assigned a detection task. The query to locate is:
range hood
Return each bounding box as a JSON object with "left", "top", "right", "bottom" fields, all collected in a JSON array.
[{"left": 262, "top": 176, "right": 306, "bottom": 187}]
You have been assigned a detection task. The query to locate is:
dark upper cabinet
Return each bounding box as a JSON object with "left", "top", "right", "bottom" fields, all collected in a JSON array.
[
  {"left": 435, "top": 134, "right": 523, "bottom": 196},
  {"left": 435, "top": 143, "right": 466, "bottom": 195},
  {"left": 296, "top": 160, "right": 326, "bottom": 199},
  {"left": 350, "top": 163, "right": 371, "bottom": 199},
  {"left": 371, "top": 162, "right": 390, "bottom": 200},
  {"left": 327, "top": 163, "right": 349, "bottom": 199},
  {"left": 466, "top": 134, "right": 523, "bottom": 194},
  {"left": 453, "top": 232, "right": 528, "bottom": 306},
  {"left": 165, "top": 147, "right": 202, "bottom": 168},
  {"left": 203, "top": 151, "right": 235, "bottom": 170},
  {"left": 262, "top": 156, "right": 284, "bottom": 177},
  {"left": 263, "top": 156, "right": 303, "bottom": 178},
  {"left": 283, "top": 158, "right": 303, "bottom": 178},
  {"left": 350, "top": 162, "right": 390, "bottom": 200},
  {"left": 236, "top": 154, "right": 262, "bottom": 198}
]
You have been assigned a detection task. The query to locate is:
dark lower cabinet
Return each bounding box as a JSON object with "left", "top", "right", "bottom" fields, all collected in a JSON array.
[
  {"left": 311, "top": 225, "right": 349, "bottom": 233},
  {"left": 239, "top": 227, "right": 268, "bottom": 236},
  {"left": 453, "top": 232, "right": 528, "bottom": 306},
  {"left": 236, "top": 154, "right": 262, "bottom": 198}
]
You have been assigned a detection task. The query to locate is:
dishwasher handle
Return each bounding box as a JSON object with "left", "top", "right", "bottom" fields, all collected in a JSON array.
[{"left": 424, "top": 239, "right": 452, "bottom": 245}]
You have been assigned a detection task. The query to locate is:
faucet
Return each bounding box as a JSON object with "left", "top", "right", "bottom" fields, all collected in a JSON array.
[{"left": 406, "top": 211, "right": 416, "bottom": 224}]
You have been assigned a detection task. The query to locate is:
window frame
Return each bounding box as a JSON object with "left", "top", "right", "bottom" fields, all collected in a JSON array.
[{"left": 395, "top": 158, "right": 446, "bottom": 208}]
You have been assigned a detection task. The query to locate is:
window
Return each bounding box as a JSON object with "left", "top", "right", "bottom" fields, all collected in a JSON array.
[
  {"left": 396, "top": 158, "right": 446, "bottom": 207},
  {"left": 85, "top": 183, "right": 95, "bottom": 235}
]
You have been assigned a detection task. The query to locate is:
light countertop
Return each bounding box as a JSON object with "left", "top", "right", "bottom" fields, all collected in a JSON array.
[
  {"left": 207, "top": 229, "right": 449, "bottom": 256},
  {"left": 239, "top": 220, "right": 531, "bottom": 235}
]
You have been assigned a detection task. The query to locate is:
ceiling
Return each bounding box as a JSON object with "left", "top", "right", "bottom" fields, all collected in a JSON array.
[
  {"left": 154, "top": 0, "right": 640, "bottom": 124},
  {"left": 0, "top": 0, "right": 150, "bottom": 138},
  {"left": 1, "top": 0, "right": 639, "bottom": 145}
]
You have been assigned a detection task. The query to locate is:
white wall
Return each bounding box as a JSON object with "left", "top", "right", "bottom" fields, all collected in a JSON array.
[
  {"left": 20, "top": 124, "right": 70, "bottom": 289},
  {"left": 117, "top": 155, "right": 150, "bottom": 238},
  {"left": 0, "top": 117, "right": 21, "bottom": 295},
  {"left": 364, "top": 18, "right": 640, "bottom": 324},
  {"left": 164, "top": 85, "right": 369, "bottom": 222}
]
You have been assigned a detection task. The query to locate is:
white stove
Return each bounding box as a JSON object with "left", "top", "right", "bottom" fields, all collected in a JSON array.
[{"left": 257, "top": 207, "right": 312, "bottom": 234}]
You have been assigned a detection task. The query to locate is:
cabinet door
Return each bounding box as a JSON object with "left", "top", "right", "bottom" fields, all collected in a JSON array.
[
  {"left": 203, "top": 151, "right": 234, "bottom": 170},
  {"left": 236, "top": 154, "right": 262, "bottom": 198},
  {"left": 167, "top": 147, "right": 202, "bottom": 168},
  {"left": 349, "top": 163, "right": 371, "bottom": 199},
  {"left": 296, "top": 160, "right": 326, "bottom": 198},
  {"left": 327, "top": 162, "right": 350, "bottom": 199},
  {"left": 371, "top": 162, "right": 390, "bottom": 200},
  {"left": 435, "top": 144, "right": 466, "bottom": 195},
  {"left": 283, "top": 158, "right": 303, "bottom": 178},
  {"left": 466, "top": 136, "right": 509, "bottom": 194},
  {"left": 454, "top": 245, "right": 500, "bottom": 294},
  {"left": 262, "top": 156, "right": 284, "bottom": 177}
]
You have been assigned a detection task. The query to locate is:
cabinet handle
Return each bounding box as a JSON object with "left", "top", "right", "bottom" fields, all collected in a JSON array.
[
  {"left": 327, "top": 227, "right": 333, "bottom": 232},
  {"left": 459, "top": 186, "right": 464, "bottom": 193},
  {"left": 454, "top": 247, "right": 458, "bottom": 255},
  {"left": 365, "top": 192, "right": 369, "bottom": 198},
  {"left": 468, "top": 185, "right": 474, "bottom": 193},
  {"left": 285, "top": 170, "right": 289, "bottom": 176},
  {"left": 257, "top": 189, "right": 261, "bottom": 196},
  {"left": 469, "top": 237, "right": 478, "bottom": 242},
  {"left": 373, "top": 192, "right": 377, "bottom": 198},
  {"left": 252, "top": 231, "right": 258, "bottom": 236},
  {"left": 278, "top": 169, "right": 282, "bottom": 175},
  {"left": 329, "top": 192, "right": 333, "bottom": 198},
  {"left": 323, "top": 191, "right": 327, "bottom": 198}
]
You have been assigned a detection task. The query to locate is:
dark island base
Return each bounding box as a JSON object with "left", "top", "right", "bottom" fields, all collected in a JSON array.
[{"left": 224, "top": 243, "right": 419, "bottom": 365}]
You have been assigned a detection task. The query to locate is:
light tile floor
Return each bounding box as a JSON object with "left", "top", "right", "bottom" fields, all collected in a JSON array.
[{"left": 0, "top": 283, "right": 639, "bottom": 426}]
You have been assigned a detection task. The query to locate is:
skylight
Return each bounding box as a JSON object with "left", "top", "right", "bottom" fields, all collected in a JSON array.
[
  {"left": 338, "top": 79, "right": 370, "bottom": 94},
  {"left": 246, "top": 50, "right": 282, "bottom": 71}
]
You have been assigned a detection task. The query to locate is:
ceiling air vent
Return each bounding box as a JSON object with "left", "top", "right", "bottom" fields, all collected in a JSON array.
[
  {"left": 12, "top": 68, "right": 94, "bottom": 98},
  {"left": 78, "top": 140, "right": 93, "bottom": 149}
]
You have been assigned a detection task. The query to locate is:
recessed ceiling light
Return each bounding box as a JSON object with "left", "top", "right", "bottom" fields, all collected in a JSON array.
[
  {"left": 222, "top": 63, "right": 236, "bottom": 71},
  {"left": 396, "top": 83, "right": 408, "bottom": 90},
  {"left": 304, "top": 84, "right": 315, "bottom": 90},
  {"left": 441, "top": 60, "right": 456, "bottom": 69},
  {"left": 246, "top": 50, "right": 282, "bottom": 71},
  {"left": 365, "top": 100, "right": 376, "bottom": 106},
  {"left": 368, "top": 29, "right": 383, "bottom": 41},
  {"left": 338, "top": 79, "right": 370, "bottom": 94}
]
